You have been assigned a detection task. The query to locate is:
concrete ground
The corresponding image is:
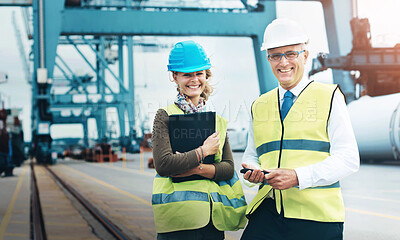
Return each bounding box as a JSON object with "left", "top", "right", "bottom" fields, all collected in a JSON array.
[
  {"left": 0, "top": 163, "right": 30, "bottom": 240},
  {"left": 1, "top": 153, "right": 399, "bottom": 240}
]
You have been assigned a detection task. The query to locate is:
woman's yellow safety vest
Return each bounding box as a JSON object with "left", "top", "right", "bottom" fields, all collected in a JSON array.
[
  {"left": 248, "top": 82, "right": 345, "bottom": 222},
  {"left": 152, "top": 104, "right": 247, "bottom": 233}
]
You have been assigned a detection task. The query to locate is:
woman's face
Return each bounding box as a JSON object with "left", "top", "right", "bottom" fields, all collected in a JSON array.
[{"left": 173, "top": 70, "right": 206, "bottom": 102}]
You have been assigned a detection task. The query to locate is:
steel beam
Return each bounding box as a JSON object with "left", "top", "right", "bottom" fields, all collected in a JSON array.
[
  {"left": 59, "top": 5, "right": 278, "bottom": 92},
  {"left": 118, "top": 36, "right": 126, "bottom": 137},
  {"left": 61, "top": 9, "right": 272, "bottom": 36},
  {"left": 127, "top": 36, "right": 136, "bottom": 132},
  {"left": 319, "top": 0, "right": 355, "bottom": 101},
  {"left": 42, "top": 0, "right": 64, "bottom": 77}
]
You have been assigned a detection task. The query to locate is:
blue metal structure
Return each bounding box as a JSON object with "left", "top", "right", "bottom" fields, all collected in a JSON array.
[
  {"left": 0, "top": 0, "right": 32, "bottom": 6},
  {"left": 28, "top": 0, "right": 353, "bottom": 162},
  {"left": 319, "top": 0, "right": 355, "bottom": 100}
]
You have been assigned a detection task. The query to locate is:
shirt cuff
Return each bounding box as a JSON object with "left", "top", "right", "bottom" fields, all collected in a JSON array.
[
  {"left": 240, "top": 164, "right": 262, "bottom": 188},
  {"left": 242, "top": 178, "right": 261, "bottom": 188},
  {"left": 294, "top": 166, "right": 313, "bottom": 190}
]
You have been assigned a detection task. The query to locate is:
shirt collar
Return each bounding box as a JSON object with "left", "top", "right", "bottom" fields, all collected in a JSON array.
[{"left": 278, "top": 74, "right": 312, "bottom": 101}]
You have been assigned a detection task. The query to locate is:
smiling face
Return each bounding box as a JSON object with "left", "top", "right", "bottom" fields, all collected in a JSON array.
[
  {"left": 267, "top": 44, "right": 309, "bottom": 90},
  {"left": 173, "top": 70, "right": 207, "bottom": 105}
]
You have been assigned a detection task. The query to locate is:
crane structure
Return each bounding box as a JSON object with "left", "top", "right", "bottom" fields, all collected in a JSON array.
[
  {"left": 310, "top": 17, "right": 400, "bottom": 98},
  {"left": 21, "top": 0, "right": 352, "bottom": 163}
]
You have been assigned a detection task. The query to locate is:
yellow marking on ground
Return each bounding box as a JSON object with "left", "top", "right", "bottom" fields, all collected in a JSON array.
[
  {"left": 93, "top": 162, "right": 155, "bottom": 177},
  {"left": 4, "top": 233, "right": 29, "bottom": 237},
  {"left": 344, "top": 194, "right": 400, "bottom": 204},
  {"left": 0, "top": 165, "right": 27, "bottom": 239},
  {"left": 46, "top": 222, "right": 87, "bottom": 227},
  {"left": 346, "top": 208, "right": 400, "bottom": 220},
  {"left": 59, "top": 164, "right": 152, "bottom": 206},
  {"left": 9, "top": 221, "right": 29, "bottom": 224}
]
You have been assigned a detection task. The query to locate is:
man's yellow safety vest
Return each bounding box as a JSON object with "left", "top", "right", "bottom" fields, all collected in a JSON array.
[
  {"left": 152, "top": 104, "right": 247, "bottom": 233},
  {"left": 247, "top": 81, "right": 345, "bottom": 222}
]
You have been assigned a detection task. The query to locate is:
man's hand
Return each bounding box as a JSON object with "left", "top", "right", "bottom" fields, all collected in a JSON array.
[
  {"left": 241, "top": 163, "right": 267, "bottom": 183},
  {"left": 265, "top": 168, "right": 299, "bottom": 190}
]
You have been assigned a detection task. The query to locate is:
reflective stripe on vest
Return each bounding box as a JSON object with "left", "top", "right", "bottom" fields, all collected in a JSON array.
[
  {"left": 152, "top": 104, "right": 247, "bottom": 233},
  {"left": 153, "top": 173, "right": 247, "bottom": 209},
  {"left": 248, "top": 82, "right": 345, "bottom": 222}
]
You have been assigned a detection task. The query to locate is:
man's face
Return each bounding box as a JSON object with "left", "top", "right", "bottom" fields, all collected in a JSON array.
[{"left": 267, "top": 44, "right": 308, "bottom": 90}]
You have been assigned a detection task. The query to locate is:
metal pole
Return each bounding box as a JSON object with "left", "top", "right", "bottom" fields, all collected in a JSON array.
[
  {"left": 352, "top": 0, "right": 358, "bottom": 18},
  {"left": 127, "top": 36, "right": 135, "bottom": 131},
  {"left": 118, "top": 36, "right": 126, "bottom": 138},
  {"left": 140, "top": 146, "right": 143, "bottom": 172},
  {"left": 39, "top": 0, "right": 44, "bottom": 68},
  {"left": 109, "top": 145, "right": 113, "bottom": 167},
  {"left": 122, "top": 147, "right": 126, "bottom": 168}
]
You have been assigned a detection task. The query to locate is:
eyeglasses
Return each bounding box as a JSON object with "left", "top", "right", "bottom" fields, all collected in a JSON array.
[{"left": 267, "top": 50, "right": 305, "bottom": 62}]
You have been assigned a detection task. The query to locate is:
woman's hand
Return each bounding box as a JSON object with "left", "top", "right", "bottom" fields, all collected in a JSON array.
[{"left": 202, "top": 132, "right": 220, "bottom": 157}]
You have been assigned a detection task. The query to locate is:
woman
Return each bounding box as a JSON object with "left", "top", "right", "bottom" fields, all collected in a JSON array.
[{"left": 151, "top": 40, "right": 247, "bottom": 240}]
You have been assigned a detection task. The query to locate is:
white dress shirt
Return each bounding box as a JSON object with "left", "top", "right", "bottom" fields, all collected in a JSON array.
[{"left": 242, "top": 77, "right": 360, "bottom": 190}]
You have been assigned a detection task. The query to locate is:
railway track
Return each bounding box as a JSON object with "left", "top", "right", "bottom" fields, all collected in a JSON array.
[
  {"left": 30, "top": 162, "right": 46, "bottom": 240},
  {"left": 30, "top": 162, "right": 141, "bottom": 240}
]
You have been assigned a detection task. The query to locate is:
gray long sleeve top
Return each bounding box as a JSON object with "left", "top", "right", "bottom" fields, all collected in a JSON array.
[{"left": 151, "top": 109, "right": 235, "bottom": 182}]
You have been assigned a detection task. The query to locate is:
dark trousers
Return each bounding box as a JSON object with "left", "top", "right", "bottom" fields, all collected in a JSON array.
[
  {"left": 241, "top": 198, "right": 343, "bottom": 240},
  {"left": 157, "top": 221, "right": 224, "bottom": 240},
  {"left": 0, "top": 153, "right": 8, "bottom": 176}
]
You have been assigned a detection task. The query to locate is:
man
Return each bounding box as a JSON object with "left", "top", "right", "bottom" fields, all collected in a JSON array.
[{"left": 241, "top": 18, "right": 360, "bottom": 240}]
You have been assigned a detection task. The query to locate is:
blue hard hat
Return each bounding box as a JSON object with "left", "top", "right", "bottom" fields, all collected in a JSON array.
[{"left": 167, "top": 41, "right": 211, "bottom": 73}]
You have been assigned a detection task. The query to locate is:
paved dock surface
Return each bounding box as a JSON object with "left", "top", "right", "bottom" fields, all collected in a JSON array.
[
  {"left": 1, "top": 153, "right": 400, "bottom": 240},
  {"left": 0, "top": 164, "right": 30, "bottom": 240}
]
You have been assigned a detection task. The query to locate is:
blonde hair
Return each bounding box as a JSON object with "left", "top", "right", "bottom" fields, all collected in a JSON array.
[{"left": 172, "top": 69, "right": 214, "bottom": 101}]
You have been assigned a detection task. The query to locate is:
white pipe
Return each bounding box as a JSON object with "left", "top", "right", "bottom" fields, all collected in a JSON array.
[
  {"left": 352, "top": 0, "right": 358, "bottom": 18},
  {"left": 348, "top": 94, "right": 400, "bottom": 161}
]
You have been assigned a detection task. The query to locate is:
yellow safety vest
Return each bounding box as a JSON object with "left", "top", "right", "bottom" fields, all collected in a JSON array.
[
  {"left": 247, "top": 81, "right": 345, "bottom": 222},
  {"left": 152, "top": 104, "right": 247, "bottom": 233}
]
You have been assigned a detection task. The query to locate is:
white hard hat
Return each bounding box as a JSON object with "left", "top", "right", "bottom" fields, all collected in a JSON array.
[{"left": 261, "top": 18, "right": 309, "bottom": 51}]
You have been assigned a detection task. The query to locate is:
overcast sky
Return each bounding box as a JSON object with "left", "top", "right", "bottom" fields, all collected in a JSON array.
[{"left": 0, "top": 0, "right": 399, "bottom": 141}]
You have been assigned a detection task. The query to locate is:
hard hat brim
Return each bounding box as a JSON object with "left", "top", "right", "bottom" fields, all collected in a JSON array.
[
  {"left": 168, "top": 64, "right": 211, "bottom": 73},
  {"left": 261, "top": 35, "right": 308, "bottom": 51}
]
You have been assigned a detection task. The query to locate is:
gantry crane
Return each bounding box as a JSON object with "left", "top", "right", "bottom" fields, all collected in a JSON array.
[{"left": 4, "top": 0, "right": 354, "bottom": 163}]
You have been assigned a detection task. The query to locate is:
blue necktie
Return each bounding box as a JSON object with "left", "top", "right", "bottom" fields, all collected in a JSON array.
[{"left": 281, "top": 91, "right": 294, "bottom": 121}]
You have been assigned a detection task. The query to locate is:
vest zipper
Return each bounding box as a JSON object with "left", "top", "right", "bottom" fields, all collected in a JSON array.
[
  {"left": 278, "top": 90, "right": 284, "bottom": 215},
  {"left": 276, "top": 82, "right": 315, "bottom": 216}
]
